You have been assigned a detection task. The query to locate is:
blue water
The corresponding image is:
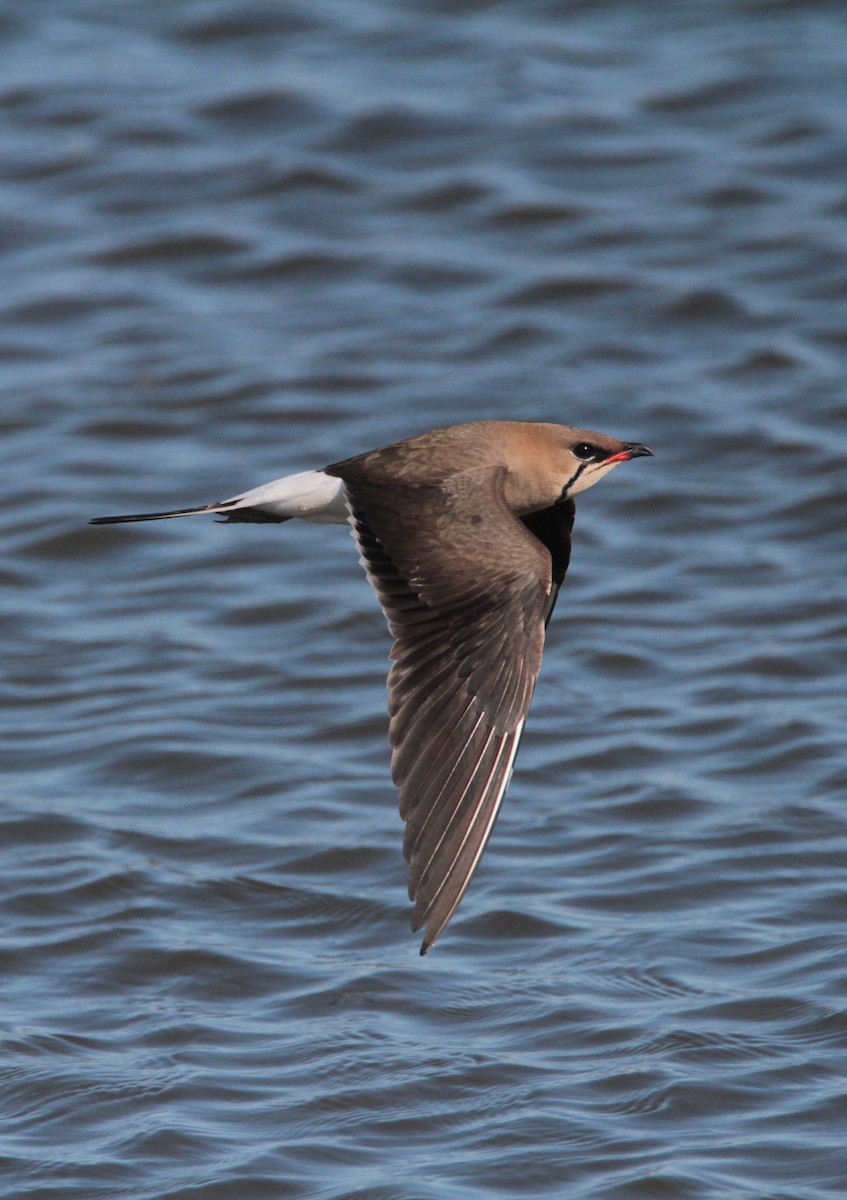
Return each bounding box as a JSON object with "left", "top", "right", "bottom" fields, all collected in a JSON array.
[{"left": 1, "top": 2, "right": 846, "bottom": 1197}]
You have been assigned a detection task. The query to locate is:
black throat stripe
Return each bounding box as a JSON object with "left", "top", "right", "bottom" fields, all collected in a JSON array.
[{"left": 559, "top": 463, "right": 586, "bottom": 501}]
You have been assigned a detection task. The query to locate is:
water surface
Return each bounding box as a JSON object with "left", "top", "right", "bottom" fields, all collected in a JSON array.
[{"left": 1, "top": 3, "right": 846, "bottom": 1198}]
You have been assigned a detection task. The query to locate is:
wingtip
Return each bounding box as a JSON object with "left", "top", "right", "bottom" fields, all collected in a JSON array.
[
  {"left": 417, "top": 919, "right": 444, "bottom": 956},
  {"left": 412, "top": 912, "right": 436, "bottom": 956}
]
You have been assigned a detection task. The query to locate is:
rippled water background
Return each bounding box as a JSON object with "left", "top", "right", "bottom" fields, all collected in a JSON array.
[{"left": 2, "top": 2, "right": 846, "bottom": 1197}]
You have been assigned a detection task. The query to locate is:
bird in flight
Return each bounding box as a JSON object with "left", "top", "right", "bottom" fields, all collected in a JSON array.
[{"left": 92, "top": 419, "right": 651, "bottom": 953}]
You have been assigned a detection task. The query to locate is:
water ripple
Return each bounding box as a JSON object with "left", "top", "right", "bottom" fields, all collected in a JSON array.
[{"left": 1, "top": 2, "right": 846, "bottom": 1198}]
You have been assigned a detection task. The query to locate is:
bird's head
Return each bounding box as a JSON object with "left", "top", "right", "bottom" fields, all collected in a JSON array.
[
  {"left": 557, "top": 429, "right": 653, "bottom": 499},
  {"left": 503, "top": 422, "right": 653, "bottom": 514}
]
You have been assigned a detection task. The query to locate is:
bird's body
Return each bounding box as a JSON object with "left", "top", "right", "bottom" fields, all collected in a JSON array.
[{"left": 92, "top": 419, "right": 651, "bottom": 953}]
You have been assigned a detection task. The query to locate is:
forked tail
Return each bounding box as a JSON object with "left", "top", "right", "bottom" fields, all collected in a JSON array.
[
  {"left": 90, "top": 503, "right": 226, "bottom": 525},
  {"left": 90, "top": 469, "right": 347, "bottom": 527}
]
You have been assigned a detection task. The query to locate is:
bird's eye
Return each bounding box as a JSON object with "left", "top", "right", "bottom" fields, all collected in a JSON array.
[{"left": 572, "top": 442, "right": 600, "bottom": 461}]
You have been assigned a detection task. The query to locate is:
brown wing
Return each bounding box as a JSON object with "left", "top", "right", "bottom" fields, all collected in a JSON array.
[{"left": 340, "top": 466, "right": 557, "bottom": 953}]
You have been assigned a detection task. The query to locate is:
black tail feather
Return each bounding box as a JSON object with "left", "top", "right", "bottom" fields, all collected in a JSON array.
[
  {"left": 90, "top": 502, "right": 291, "bottom": 526},
  {"left": 89, "top": 504, "right": 222, "bottom": 525},
  {"left": 216, "top": 507, "right": 291, "bottom": 524}
]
